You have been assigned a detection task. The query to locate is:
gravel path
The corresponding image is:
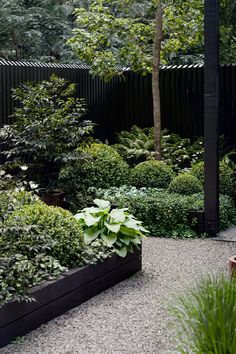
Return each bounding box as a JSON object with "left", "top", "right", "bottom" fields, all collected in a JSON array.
[{"left": 1, "top": 238, "right": 236, "bottom": 354}]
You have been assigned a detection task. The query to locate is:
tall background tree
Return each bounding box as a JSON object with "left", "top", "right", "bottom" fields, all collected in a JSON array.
[
  {"left": 68, "top": 0, "right": 204, "bottom": 158},
  {"left": 0, "top": 0, "right": 79, "bottom": 62}
]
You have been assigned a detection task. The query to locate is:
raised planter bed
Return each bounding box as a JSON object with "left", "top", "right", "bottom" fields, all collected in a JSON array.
[{"left": 0, "top": 248, "right": 141, "bottom": 348}]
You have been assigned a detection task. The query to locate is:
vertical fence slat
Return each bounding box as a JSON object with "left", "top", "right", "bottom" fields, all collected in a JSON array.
[{"left": 0, "top": 61, "right": 235, "bottom": 146}]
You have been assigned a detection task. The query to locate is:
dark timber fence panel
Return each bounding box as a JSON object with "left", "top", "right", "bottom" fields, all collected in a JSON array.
[{"left": 0, "top": 60, "right": 236, "bottom": 145}]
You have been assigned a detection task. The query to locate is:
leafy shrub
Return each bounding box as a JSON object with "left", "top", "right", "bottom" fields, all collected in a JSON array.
[
  {"left": 191, "top": 160, "right": 235, "bottom": 195},
  {"left": 59, "top": 143, "right": 129, "bottom": 204},
  {"left": 0, "top": 197, "right": 113, "bottom": 307},
  {"left": 0, "top": 189, "right": 38, "bottom": 222},
  {"left": 0, "top": 254, "right": 66, "bottom": 306},
  {"left": 114, "top": 125, "right": 155, "bottom": 165},
  {"left": 94, "top": 187, "right": 236, "bottom": 237},
  {"left": 4, "top": 201, "right": 94, "bottom": 268},
  {"left": 0, "top": 75, "right": 94, "bottom": 190},
  {"left": 114, "top": 126, "right": 204, "bottom": 170},
  {"left": 161, "top": 132, "right": 204, "bottom": 171},
  {"left": 172, "top": 275, "right": 236, "bottom": 353},
  {"left": 168, "top": 173, "right": 203, "bottom": 195},
  {"left": 130, "top": 160, "right": 174, "bottom": 188},
  {"left": 75, "top": 199, "right": 148, "bottom": 257}
]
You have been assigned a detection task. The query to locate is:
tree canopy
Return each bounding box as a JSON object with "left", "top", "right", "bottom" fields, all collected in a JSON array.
[{"left": 0, "top": 0, "right": 78, "bottom": 62}]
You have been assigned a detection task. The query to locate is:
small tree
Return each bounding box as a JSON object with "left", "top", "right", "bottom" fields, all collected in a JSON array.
[
  {"left": 0, "top": 75, "right": 94, "bottom": 189},
  {"left": 68, "top": 0, "right": 203, "bottom": 159}
]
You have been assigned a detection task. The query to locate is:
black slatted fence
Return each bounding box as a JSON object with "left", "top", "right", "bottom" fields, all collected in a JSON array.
[{"left": 0, "top": 60, "right": 236, "bottom": 145}]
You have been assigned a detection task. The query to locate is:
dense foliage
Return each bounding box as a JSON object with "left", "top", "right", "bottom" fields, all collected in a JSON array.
[
  {"left": 130, "top": 160, "right": 174, "bottom": 189},
  {"left": 0, "top": 189, "right": 113, "bottom": 307},
  {"left": 0, "top": 75, "right": 93, "bottom": 190},
  {"left": 114, "top": 126, "right": 204, "bottom": 171},
  {"left": 191, "top": 160, "right": 236, "bottom": 196},
  {"left": 168, "top": 173, "right": 203, "bottom": 195},
  {"left": 93, "top": 186, "right": 236, "bottom": 237},
  {"left": 75, "top": 199, "right": 148, "bottom": 258},
  {"left": 172, "top": 275, "right": 236, "bottom": 353},
  {"left": 0, "top": 0, "right": 78, "bottom": 62},
  {"left": 59, "top": 143, "right": 129, "bottom": 205}
]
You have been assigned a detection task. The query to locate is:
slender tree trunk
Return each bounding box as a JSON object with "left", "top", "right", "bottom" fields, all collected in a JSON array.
[
  {"left": 152, "top": 4, "right": 163, "bottom": 160},
  {"left": 11, "top": 30, "right": 19, "bottom": 61}
]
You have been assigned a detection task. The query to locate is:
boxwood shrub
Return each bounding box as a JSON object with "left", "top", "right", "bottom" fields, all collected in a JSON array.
[
  {"left": 94, "top": 187, "right": 236, "bottom": 237},
  {"left": 0, "top": 193, "right": 113, "bottom": 307},
  {"left": 130, "top": 160, "right": 174, "bottom": 188},
  {"left": 59, "top": 144, "right": 129, "bottom": 203},
  {"left": 191, "top": 161, "right": 235, "bottom": 196},
  {"left": 168, "top": 173, "right": 203, "bottom": 195}
]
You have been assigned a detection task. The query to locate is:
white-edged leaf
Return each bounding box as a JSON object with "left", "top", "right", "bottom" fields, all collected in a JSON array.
[
  {"left": 124, "top": 220, "right": 141, "bottom": 231},
  {"left": 84, "top": 228, "right": 101, "bottom": 244},
  {"left": 101, "top": 232, "right": 117, "bottom": 247},
  {"left": 74, "top": 212, "right": 85, "bottom": 221},
  {"left": 84, "top": 213, "right": 101, "bottom": 227},
  {"left": 110, "top": 209, "right": 126, "bottom": 222},
  {"left": 116, "top": 247, "right": 127, "bottom": 258},
  {"left": 93, "top": 199, "right": 110, "bottom": 209},
  {"left": 105, "top": 222, "right": 120, "bottom": 233}
]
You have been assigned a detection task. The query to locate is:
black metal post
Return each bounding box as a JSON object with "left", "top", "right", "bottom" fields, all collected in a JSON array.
[{"left": 204, "top": 0, "right": 220, "bottom": 236}]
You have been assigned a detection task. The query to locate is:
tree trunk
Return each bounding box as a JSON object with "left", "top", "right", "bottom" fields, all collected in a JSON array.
[{"left": 152, "top": 4, "right": 163, "bottom": 160}]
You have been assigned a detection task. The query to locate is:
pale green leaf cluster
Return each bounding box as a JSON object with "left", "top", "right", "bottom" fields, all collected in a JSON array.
[
  {"left": 75, "top": 198, "right": 149, "bottom": 257},
  {"left": 68, "top": 0, "right": 204, "bottom": 79}
]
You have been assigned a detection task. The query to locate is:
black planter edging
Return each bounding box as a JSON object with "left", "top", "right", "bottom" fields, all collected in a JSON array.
[
  {"left": 0, "top": 248, "right": 141, "bottom": 348},
  {"left": 188, "top": 210, "right": 205, "bottom": 234}
]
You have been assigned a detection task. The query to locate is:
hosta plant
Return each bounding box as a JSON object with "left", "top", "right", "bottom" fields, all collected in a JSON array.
[{"left": 75, "top": 199, "right": 149, "bottom": 257}]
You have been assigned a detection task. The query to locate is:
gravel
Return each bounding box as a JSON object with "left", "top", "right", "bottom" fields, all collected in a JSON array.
[{"left": 1, "top": 238, "right": 236, "bottom": 354}]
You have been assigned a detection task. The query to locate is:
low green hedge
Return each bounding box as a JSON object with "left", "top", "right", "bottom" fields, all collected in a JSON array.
[
  {"left": 59, "top": 144, "right": 129, "bottom": 205},
  {"left": 94, "top": 186, "right": 236, "bottom": 238},
  {"left": 191, "top": 161, "right": 235, "bottom": 196},
  {"left": 0, "top": 191, "right": 113, "bottom": 307},
  {"left": 130, "top": 160, "right": 174, "bottom": 188},
  {"left": 168, "top": 173, "right": 203, "bottom": 195}
]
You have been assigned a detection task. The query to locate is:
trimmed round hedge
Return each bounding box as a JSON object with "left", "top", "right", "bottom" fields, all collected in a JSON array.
[
  {"left": 130, "top": 160, "right": 174, "bottom": 188},
  {"left": 168, "top": 173, "right": 203, "bottom": 195},
  {"left": 5, "top": 201, "right": 85, "bottom": 268},
  {"left": 191, "top": 161, "right": 235, "bottom": 196},
  {"left": 59, "top": 144, "right": 129, "bottom": 197}
]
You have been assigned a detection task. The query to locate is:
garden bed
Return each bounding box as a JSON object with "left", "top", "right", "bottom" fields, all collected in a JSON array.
[{"left": 0, "top": 248, "right": 141, "bottom": 348}]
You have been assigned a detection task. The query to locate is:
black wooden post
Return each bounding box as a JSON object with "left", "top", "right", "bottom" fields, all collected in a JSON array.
[{"left": 204, "top": 0, "right": 220, "bottom": 236}]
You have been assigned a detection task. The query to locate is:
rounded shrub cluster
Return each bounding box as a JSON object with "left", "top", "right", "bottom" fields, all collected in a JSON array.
[
  {"left": 5, "top": 201, "right": 86, "bottom": 268},
  {"left": 130, "top": 160, "right": 174, "bottom": 188},
  {"left": 191, "top": 161, "right": 235, "bottom": 195},
  {"left": 59, "top": 144, "right": 129, "bottom": 198},
  {"left": 168, "top": 173, "right": 203, "bottom": 195}
]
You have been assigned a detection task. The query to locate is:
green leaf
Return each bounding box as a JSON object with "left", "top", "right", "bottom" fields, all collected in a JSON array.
[
  {"left": 105, "top": 222, "right": 120, "bottom": 233},
  {"left": 124, "top": 219, "right": 141, "bottom": 231},
  {"left": 84, "top": 228, "right": 101, "bottom": 243},
  {"left": 101, "top": 232, "right": 117, "bottom": 247},
  {"left": 116, "top": 247, "right": 127, "bottom": 258},
  {"left": 119, "top": 235, "right": 131, "bottom": 246},
  {"left": 93, "top": 199, "right": 110, "bottom": 209},
  {"left": 74, "top": 212, "right": 85, "bottom": 221},
  {"left": 120, "top": 226, "right": 139, "bottom": 237},
  {"left": 110, "top": 209, "right": 126, "bottom": 222},
  {"left": 84, "top": 213, "right": 101, "bottom": 227}
]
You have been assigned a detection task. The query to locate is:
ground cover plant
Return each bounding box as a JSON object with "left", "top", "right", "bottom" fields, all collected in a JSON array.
[
  {"left": 172, "top": 275, "right": 236, "bottom": 353},
  {"left": 0, "top": 75, "right": 93, "bottom": 191},
  {"left": 93, "top": 186, "right": 236, "bottom": 238}
]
